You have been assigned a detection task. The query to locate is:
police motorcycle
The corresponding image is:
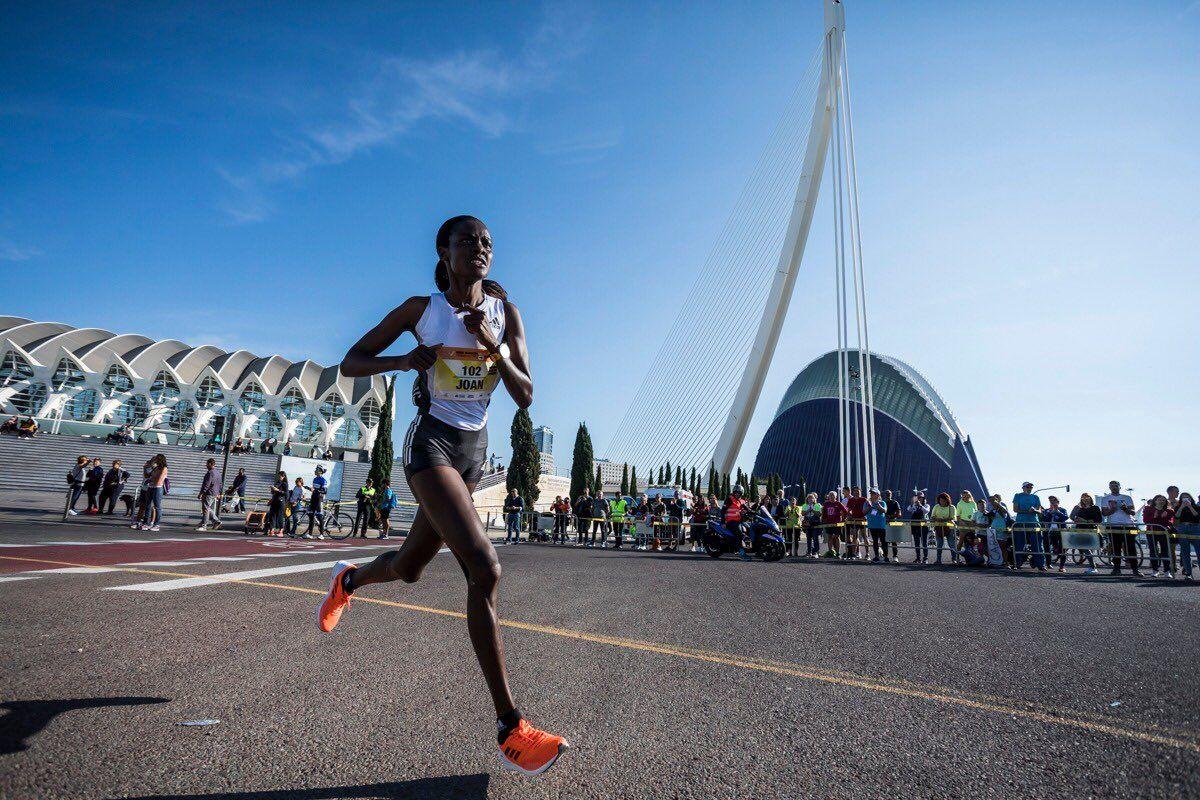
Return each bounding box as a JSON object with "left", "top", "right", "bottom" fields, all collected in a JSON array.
[{"left": 704, "top": 503, "right": 786, "bottom": 562}]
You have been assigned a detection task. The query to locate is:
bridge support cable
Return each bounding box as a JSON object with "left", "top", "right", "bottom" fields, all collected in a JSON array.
[
  {"left": 604, "top": 0, "right": 880, "bottom": 490},
  {"left": 840, "top": 40, "right": 880, "bottom": 491},
  {"left": 831, "top": 30, "right": 878, "bottom": 493},
  {"left": 708, "top": 0, "right": 847, "bottom": 477},
  {"left": 603, "top": 41, "right": 826, "bottom": 476}
]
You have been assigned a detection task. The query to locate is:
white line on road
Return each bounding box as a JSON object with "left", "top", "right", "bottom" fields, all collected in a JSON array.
[
  {"left": 116, "top": 561, "right": 192, "bottom": 567},
  {"left": 32, "top": 566, "right": 123, "bottom": 574},
  {"left": 0, "top": 575, "right": 42, "bottom": 582},
  {"left": 104, "top": 557, "right": 378, "bottom": 592},
  {"left": 0, "top": 543, "right": 40, "bottom": 548},
  {"left": 189, "top": 556, "right": 254, "bottom": 562}
]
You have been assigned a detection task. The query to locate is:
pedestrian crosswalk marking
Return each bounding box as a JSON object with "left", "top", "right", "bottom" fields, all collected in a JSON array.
[
  {"left": 35, "top": 566, "right": 123, "bottom": 574},
  {"left": 104, "top": 557, "right": 379, "bottom": 592}
]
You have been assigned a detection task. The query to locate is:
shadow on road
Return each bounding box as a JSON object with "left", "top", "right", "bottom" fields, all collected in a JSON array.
[
  {"left": 126, "top": 774, "right": 491, "bottom": 799},
  {"left": 0, "top": 696, "right": 170, "bottom": 755}
]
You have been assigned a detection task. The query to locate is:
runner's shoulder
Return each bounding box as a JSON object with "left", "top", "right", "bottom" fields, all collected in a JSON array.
[{"left": 386, "top": 295, "right": 433, "bottom": 327}]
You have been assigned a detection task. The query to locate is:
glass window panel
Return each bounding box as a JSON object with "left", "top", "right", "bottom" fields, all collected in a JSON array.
[
  {"left": 239, "top": 382, "right": 265, "bottom": 413},
  {"left": 295, "top": 413, "right": 322, "bottom": 443},
  {"left": 113, "top": 395, "right": 150, "bottom": 425},
  {"left": 101, "top": 364, "right": 134, "bottom": 397},
  {"left": 7, "top": 383, "right": 48, "bottom": 415},
  {"left": 167, "top": 400, "right": 196, "bottom": 431},
  {"left": 0, "top": 351, "right": 34, "bottom": 385},
  {"left": 252, "top": 410, "right": 283, "bottom": 439},
  {"left": 319, "top": 393, "right": 344, "bottom": 423},
  {"left": 335, "top": 418, "right": 361, "bottom": 448},
  {"left": 65, "top": 389, "right": 100, "bottom": 421},
  {"left": 359, "top": 398, "right": 381, "bottom": 429},
  {"left": 279, "top": 387, "right": 306, "bottom": 420},
  {"left": 195, "top": 376, "right": 225, "bottom": 408},
  {"left": 149, "top": 370, "right": 180, "bottom": 404},
  {"left": 52, "top": 358, "right": 85, "bottom": 391}
]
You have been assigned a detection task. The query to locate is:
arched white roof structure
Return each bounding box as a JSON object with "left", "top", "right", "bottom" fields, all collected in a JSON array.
[{"left": 0, "top": 317, "right": 390, "bottom": 454}]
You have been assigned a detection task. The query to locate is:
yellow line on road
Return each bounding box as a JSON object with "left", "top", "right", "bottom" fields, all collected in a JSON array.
[{"left": 4, "top": 552, "right": 1198, "bottom": 753}]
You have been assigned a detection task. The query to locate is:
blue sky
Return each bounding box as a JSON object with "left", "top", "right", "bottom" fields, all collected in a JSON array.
[{"left": 3, "top": 1, "right": 1198, "bottom": 503}]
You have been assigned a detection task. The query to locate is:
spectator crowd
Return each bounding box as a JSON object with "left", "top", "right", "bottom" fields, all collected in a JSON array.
[
  {"left": 50, "top": 442, "right": 1200, "bottom": 581},
  {"left": 496, "top": 479, "right": 1200, "bottom": 580}
]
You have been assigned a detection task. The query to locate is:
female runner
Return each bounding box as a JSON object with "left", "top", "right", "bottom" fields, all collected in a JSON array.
[{"left": 316, "top": 215, "right": 568, "bottom": 775}]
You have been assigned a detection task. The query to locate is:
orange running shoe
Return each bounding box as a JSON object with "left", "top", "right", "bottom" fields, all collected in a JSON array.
[
  {"left": 317, "top": 560, "right": 356, "bottom": 632},
  {"left": 498, "top": 719, "right": 570, "bottom": 776}
]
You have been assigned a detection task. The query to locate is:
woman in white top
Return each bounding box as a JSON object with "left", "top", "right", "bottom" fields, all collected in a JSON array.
[{"left": 315, "top": 215, "right": 567, "bottom": 776}]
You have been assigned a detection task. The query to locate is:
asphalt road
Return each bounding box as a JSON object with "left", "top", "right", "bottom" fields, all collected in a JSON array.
[{"left": 1, "top": 514, "right": 1197, "bottom": 799}]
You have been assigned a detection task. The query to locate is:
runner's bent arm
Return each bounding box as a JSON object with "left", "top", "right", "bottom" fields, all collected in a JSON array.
[
  {"left": 341, "top": 297, "right": 437, "bottom": 378},
  {"left": 459, "top": 299, "right": 533, "bottom": 408}
]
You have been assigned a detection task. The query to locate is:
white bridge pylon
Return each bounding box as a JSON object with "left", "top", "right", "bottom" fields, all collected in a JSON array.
[
  {"left": 712, "top": 0, "right": 877, "bottom": 490},
  {"left": 603, "top": 0, "right": 877, "bottom": 490}
]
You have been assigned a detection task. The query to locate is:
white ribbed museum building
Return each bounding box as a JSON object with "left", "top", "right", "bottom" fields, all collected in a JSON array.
[{"left": 0, "top": 316, "right": 389, "bottom": 456}]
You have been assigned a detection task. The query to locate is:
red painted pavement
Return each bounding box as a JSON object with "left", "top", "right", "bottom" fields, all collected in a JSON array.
[{"left": 0, "top": 536, "right": 393, "bottom": 574}]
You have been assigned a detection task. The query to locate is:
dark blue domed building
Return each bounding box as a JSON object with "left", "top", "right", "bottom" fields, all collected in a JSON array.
[{"left": 753, "top": 351, "right": 987, "bottom": 498}]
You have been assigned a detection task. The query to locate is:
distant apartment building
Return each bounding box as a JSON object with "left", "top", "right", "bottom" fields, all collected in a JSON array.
[{"left": 533, "top": 425, "right": 553, "bottom": 455}]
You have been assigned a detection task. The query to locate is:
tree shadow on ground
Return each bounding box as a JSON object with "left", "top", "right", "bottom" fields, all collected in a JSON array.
[
  {"left": 126, "top": 774, "right": 490, "bottom": 800},
  {"left": 0, "top": 696, "right": 170, "bottom": 755}
]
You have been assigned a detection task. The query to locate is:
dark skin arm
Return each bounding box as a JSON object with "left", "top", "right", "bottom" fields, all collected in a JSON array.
[
  {"left": 341, "top": 296, "right": 439, "bottom": 377},
  {"left": 456, "top": 299, "right": 533, "bottom": 409},
  {"left": 344, "top": 294, "right": 534, "bottom": 410}
]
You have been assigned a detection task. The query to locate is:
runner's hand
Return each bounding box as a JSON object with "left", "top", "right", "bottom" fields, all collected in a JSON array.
[
  {"left": 456, "top": 304, "right": 499, "bottom": 350},
  {"left": 403, "top": 342, "right": 441, "bottom": 372}
]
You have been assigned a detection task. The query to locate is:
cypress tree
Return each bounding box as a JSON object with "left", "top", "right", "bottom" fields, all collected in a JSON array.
[
  {"left": 568, "top": 423, "right": 594, "bottom": 501},
  {"left": 629, "top": 465, "right": 638, "bottom": 496},
  {"left": 657, "top": 465, "right": 664, "bottom": 485},
  {"left": 593, "top": 464, "right": 603, "bottom": 494},
  {"left": 721, "top": 472, "right": 730, "bottom": 499},
  {"left": 620, "top": 463, "right": 629, "bottom": 497},
  {"left": 506, "top": 408, "right": 540, "bottom": 510},
  {"left": 367, "top": 375, "right": 395, "bottom": 491},
  {"left": 665, "top": 461, "right": 672, "bottom": 486},
  {"left": 675, "top": 465, "right": 683, "bottom": 486},
  {"left": 748, "top": 471, "right": 758, "bottom": 500}
]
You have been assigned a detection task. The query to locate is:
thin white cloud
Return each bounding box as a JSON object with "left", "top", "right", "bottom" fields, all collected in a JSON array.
[
  {"left": 0, "top": 239, "right": 41, "bottom": 261},
  {"left": 537, "top": 127, "right": 623, "bottom": 164},
  {"left": 219, "top": 2, "right": 591, "bottom": 224}
]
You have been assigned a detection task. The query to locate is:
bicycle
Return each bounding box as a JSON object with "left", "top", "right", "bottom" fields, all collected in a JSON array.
[
  {"left": 285, "top": 500, "right": 354, "bottom": 540},
  {"left": 1068, "top": 527, "right": 1144, "bottom": 569}
]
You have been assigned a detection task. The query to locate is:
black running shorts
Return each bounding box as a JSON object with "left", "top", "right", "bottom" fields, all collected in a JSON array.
[{"left": 402, "top": 413, "right": 488, "bottom": 486}]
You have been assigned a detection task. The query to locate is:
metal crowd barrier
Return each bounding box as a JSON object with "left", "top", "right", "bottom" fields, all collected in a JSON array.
[{"left": 479, "top": 510, "right": 1200, "bottom": 576}]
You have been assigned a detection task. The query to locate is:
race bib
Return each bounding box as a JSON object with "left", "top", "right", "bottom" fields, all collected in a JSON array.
[{"left": 429, "top": 347, "right": 501, "bottom": 401}]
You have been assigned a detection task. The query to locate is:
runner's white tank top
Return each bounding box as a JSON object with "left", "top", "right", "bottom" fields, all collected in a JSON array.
[{"left": 411, "top": 292, "right": 506, "bottom": 431}]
